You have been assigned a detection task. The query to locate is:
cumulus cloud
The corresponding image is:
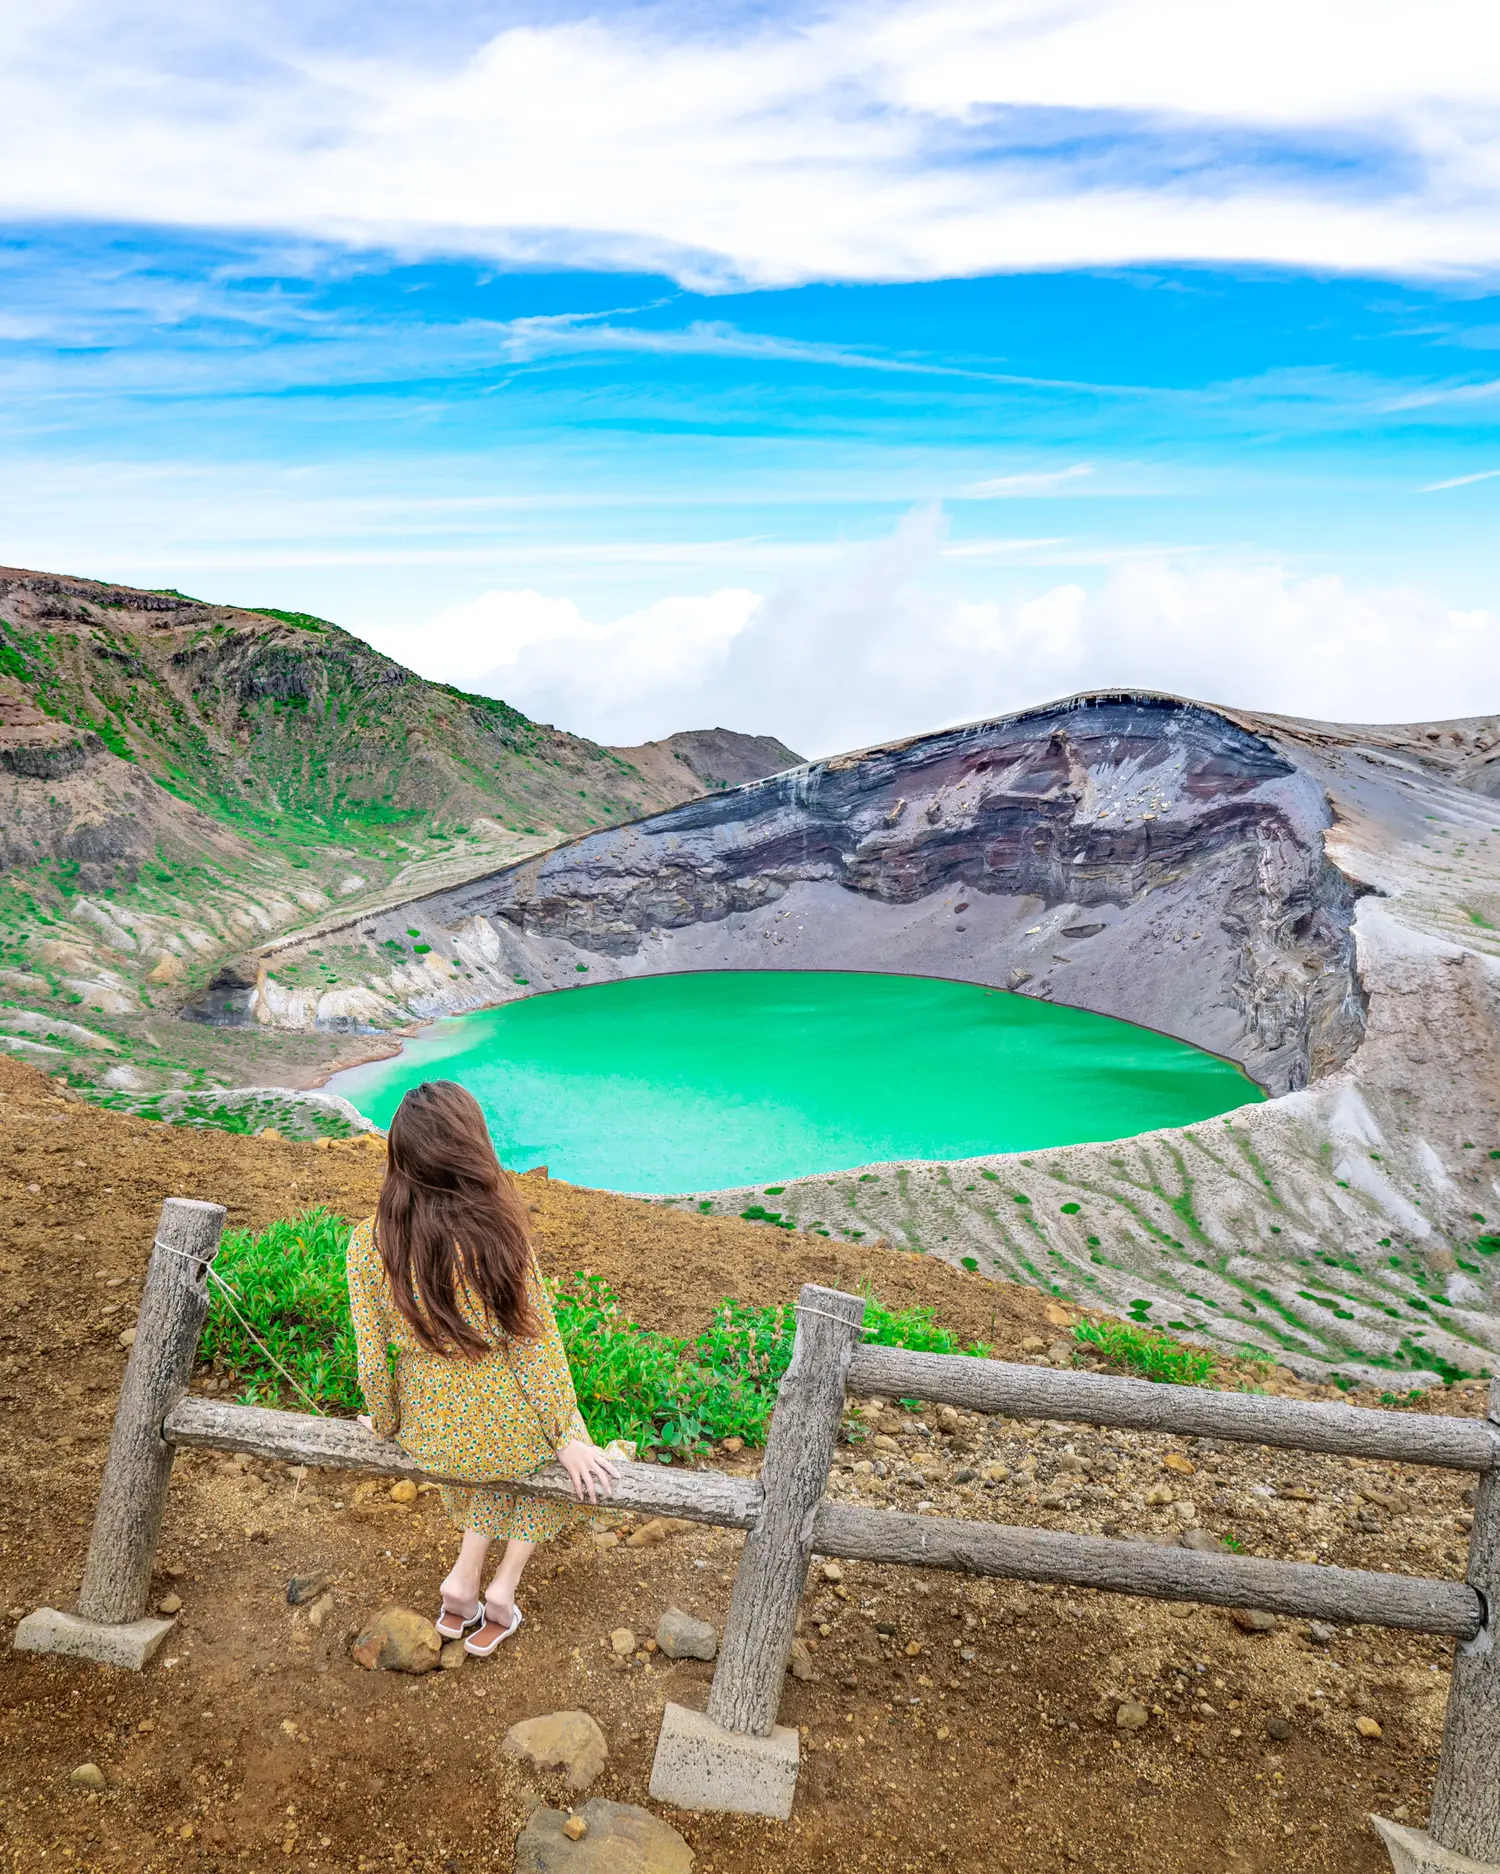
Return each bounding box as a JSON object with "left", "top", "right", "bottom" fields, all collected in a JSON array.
[
  {"left": 370, "top": 587, "right": 764, "bottom": 745},
  {"left": 370, "top": 510, "right": 1500, "bottom": 755},
  {"left": 3, "top": 0, "right": 1499, "bottom": 282}
]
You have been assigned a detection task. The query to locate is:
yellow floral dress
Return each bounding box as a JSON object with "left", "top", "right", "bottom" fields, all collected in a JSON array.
[{"left": 346, "top": 1215, "right": 590, "bottom": 1543}]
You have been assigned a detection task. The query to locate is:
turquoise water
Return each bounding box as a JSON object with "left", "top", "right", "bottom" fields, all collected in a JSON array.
[{"left": 328, "top": 970, "right": 1261, "bottom": 1194}]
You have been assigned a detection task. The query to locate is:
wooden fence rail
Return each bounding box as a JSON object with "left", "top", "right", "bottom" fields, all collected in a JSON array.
[
  {"left": 849, "top": 1342, "right": 1500, "bottom": 1472},
  {"left": 164, "top": 1396, "right": 766, "bottom": 1528},
  {"left": 14, "top": 1201, "right": 1500, "bottom": 1870},
  {"left": 162, "top": 1396, "right": 1485, "bottom": 1637}
]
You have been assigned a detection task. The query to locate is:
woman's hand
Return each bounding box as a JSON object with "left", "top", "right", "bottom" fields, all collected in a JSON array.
[
  {"left": 357, "top": 1413, "right": 374, "bottom": 1432},
  {"left": 557, "top": 1439, "right": 619, "bottom": 1505}
]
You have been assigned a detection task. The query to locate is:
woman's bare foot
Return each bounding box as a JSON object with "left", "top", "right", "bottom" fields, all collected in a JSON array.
[
  {"left": 441, "top": 1529, "right": 492, "bottom": 1628},
  {"left": 438, "top": 1572, "right": 482, "bottom": 1621},
  {"left": 481, "top": 1589, "right": 516, "bottom": 1630}
]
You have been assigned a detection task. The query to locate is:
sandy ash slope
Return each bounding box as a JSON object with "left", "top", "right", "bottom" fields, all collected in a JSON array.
[
  {"left": 0, "top": 1054, "right": 1490, "bottom": 1873},
  {"left": 208, "top": 691, "right": 1500, "bottom": 1383}
]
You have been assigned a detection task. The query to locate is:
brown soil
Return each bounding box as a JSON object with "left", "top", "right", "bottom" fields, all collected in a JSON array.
[{"left": 0, "top": 1054, "right": 1480, "bottom": 1873}]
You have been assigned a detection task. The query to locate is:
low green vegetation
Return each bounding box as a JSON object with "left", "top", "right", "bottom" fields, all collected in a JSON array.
[
  {"left": 245, "top": 608, "right": 331, "bottom": 633},
  {"left": 1072, "top": 1318, "right": 1217, "bottom": 1386},
  {"left": 94, "top": 1089, "right": 361, "bottom": 1139},
  {"left": 200, "top": 1209, "right": 992, "bottom": 1461},
  {"left": 200, "top": 1210, "right": 362, "bottom": 1410}
]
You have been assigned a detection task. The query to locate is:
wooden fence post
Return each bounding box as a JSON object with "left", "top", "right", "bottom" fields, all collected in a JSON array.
[
  {"left": 705, "top": 1283, "right": 865, "bottom": 1736},
  {"left": 76, "top": 1198, "right": 226, "bottom": 1624},
  {"left": 1427, "top": 1377, "right": 1500, "bottom": 1864}
]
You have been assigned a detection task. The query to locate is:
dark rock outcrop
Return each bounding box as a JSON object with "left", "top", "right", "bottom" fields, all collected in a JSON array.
[{"left": 0, "top": 734, "right": 100, "bottom": 780}]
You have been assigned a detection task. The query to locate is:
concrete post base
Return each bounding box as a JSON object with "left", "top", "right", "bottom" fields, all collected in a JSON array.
[
  {"left": 1374, "top": 1816, "right": 1500, "bottom": 1873},
  {"left": 648, "top": 1701, "right": 800, "bottom": 1820},
  {"left": 13, "top": 1607, "right": 175, "bottom": 1672}
]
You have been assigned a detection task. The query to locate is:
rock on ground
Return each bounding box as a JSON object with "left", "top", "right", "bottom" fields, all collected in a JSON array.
[
  {"left": 513, "top": 1798, "right": 693, "bottom": 1873},
  {"left": 350, "top": 1606, "right": 440, "bottom": 1674},
  {"left": 502, "top": 1712, "right": 609, "bottom": 1791},
  {"left": 656, "top": 1608, "right": 717, "bottom": 1661}
]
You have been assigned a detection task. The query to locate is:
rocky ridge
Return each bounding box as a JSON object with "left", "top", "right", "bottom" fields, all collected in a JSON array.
[{"left": 608, "top": 728, "right": 804, "bottom": 797}]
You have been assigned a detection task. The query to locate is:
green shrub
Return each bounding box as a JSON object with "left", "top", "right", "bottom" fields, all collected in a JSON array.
[
  {"left": 861, "top": 1293, "right": 990, "bottom": 1359},
  {"left": 199, "top": 1208, "right": 363, "bottom": 1411},
  {"left": 198, "top": 1209, "right": 988, "bottom": 1459},
  {"left": 1072, "top": 1318, "right": 1215, "bottom": 1386}
]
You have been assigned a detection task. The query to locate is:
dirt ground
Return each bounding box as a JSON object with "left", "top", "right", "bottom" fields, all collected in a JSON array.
[{"left": 0, "top": 1053, "right": 1484, "bottom": 1873}]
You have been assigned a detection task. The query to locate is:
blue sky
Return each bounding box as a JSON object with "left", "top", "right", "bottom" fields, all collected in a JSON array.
[{"left": 2, "top": 2, "right": 1498, "bottom": 752}]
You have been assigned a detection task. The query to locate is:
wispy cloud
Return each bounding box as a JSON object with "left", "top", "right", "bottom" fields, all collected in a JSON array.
[
  {"left": 961, "top": 463, "right": 1096, "bottom": 497},
  {"left": 493, "top": 314, "right": 1111, "bottom": 387},
  {"left": 1420, "top": 467, "right": 1500, "bottom": 491},
  {"left": 2, "top": 1, "right": 1499, "bottom": 284},
  {"left": 1385, "top": 378, "right": 1500, "bottom": 412}
]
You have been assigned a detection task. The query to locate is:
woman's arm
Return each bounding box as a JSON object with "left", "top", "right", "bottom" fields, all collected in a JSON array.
[
  {"left": 346, "top": 1219, "right": 400, "bottom": 1438},
  {"left": 514, "top": 1256, "right": 616, "bottom": 1501},
  {"left": 509, "top": 1254, "right": 590, "bottom": 1447}
]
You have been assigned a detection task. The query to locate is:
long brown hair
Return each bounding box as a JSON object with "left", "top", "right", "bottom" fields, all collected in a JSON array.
[{"left": 374, "top": 1080, "right": 540, "bottom": 1356}]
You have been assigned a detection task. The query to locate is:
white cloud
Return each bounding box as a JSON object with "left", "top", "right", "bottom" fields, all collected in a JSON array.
[
  {"left": 962, "top": 464, "right": 1096, "bottom": 497},
  {"left": 367, "top": 587, "right": 762, "bottom": 742},
  {"left": 373, "top": 511, "right": 1500, "bottom": 754},
  {"left": 2, "top": 1, "right": 1499, "bottom": 282},
  {"left": 1421, "top": 468, "right": 1500, "bottom": 491}
]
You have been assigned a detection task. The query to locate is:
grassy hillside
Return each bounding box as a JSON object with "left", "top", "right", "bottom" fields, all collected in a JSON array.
[
  {"left": 0, "top": 567, "right": 671, "bottom": 853},
  {"left": 0, "top": 565, "right": 699, "bottom": 1103}
]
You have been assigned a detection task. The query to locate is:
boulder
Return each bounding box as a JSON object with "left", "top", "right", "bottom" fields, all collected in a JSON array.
[
  {"left": 656, "top": 1609, "right": 717, "bottom": 1662},
  {"left": 503, "top": 1712, "right": 609, "bottom": 1790},
  {"left": 350, "top": 1606, "right": 440, "bottom": 1674},
  {"left": 514, "top": 1798, "right": 693, "bottom": 1873}
]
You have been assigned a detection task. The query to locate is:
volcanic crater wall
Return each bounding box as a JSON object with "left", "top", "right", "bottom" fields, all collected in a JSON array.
[{"left": 386, "top": 694, "right": 1363, "bottom": 1096}]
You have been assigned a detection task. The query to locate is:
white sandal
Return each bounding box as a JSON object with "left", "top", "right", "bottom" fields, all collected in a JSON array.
[
  {"left": 435, "top": 1598, "right": 485, "bottom": 1641},
  {"left": 464, "top": 1602, "right": 523, "bottom": 1657}
]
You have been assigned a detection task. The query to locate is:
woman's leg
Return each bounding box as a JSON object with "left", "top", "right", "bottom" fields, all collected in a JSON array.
[
  {"left": 440, "top": 1526, "right": 491, "bottom": 1614},
  {"left": 483, "top": 1538, "right": 535, "bottom": 1628}
]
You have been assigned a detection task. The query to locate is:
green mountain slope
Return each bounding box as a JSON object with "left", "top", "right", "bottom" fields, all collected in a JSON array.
[
  {"left": 0, "top": 564, "right": 711, "bottom": 1107},
  {"left": 0, "top": 567, "right": 669, "bottom": 861}
]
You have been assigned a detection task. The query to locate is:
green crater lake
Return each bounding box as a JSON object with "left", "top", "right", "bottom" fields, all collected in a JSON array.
[{"left": 329, "top": 971, "right": 1261, "bottom": 1194}]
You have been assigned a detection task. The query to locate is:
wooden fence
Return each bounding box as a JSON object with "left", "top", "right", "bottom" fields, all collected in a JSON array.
[{"left": 20, "top": 1200, "right": 1500, "bottom": 1864}]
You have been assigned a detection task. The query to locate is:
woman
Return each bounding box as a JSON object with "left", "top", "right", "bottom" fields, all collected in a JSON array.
[{"left": 347, "top": 1080, "right": 617, "bottom": 1656}]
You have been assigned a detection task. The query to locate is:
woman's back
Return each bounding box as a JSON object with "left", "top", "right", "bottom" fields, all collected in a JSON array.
[
  {"left": 347, "top": 1211, "right": 586, "bottom": 1482},
  {"left": 344, "top": 1079, "right": 615, "bottom": 1659}
]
